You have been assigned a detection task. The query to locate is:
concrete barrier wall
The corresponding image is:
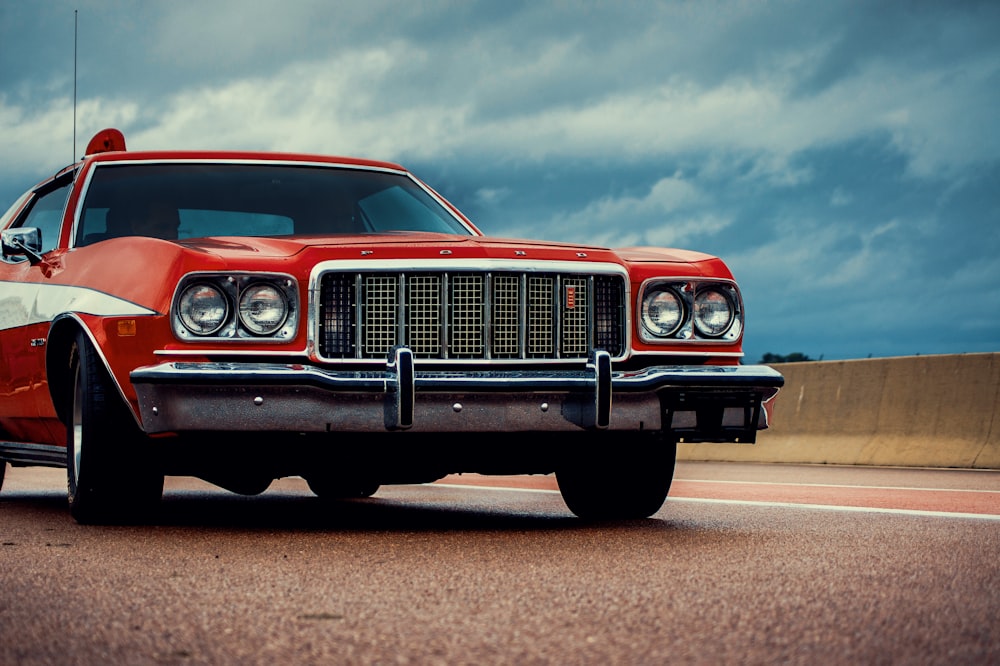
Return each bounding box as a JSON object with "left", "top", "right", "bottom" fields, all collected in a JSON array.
[{"left": 677, "top": 353, "right": 1000, "bottom": 469}]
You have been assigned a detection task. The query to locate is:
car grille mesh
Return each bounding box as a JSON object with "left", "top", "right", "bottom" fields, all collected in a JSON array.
[{"left": 319, "top": 270, "right": 626, "bottom": 360}]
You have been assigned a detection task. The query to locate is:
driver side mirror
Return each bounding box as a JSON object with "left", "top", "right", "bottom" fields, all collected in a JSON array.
[{"left": 1, "top": 227, "right": 43, "bottom": 264}]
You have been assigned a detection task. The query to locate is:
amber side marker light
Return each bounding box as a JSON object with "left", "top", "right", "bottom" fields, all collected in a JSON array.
[{"left": 117, "top": 320, "right": 137, "bottom": 337}]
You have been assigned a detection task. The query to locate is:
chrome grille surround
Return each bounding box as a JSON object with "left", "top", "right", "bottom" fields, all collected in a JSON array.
[{"left": 312, "top": 260, "right": 629, "bottom": 362}]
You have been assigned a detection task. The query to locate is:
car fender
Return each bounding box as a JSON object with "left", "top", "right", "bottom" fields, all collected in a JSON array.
[{"left": 46, "top": 313, "right": 144, "bottom": 430}]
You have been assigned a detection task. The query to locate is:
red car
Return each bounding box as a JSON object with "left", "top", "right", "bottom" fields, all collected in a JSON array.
[{"left": 0, "top": 128, "right": 783, "bottom": 523}]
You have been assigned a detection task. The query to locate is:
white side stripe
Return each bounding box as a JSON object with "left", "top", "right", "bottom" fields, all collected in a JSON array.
[{"left": 0, "top": 281, "right": 157, "bottom": 331}]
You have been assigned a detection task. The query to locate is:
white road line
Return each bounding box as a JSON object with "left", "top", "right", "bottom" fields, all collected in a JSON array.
[
  {"left": 433, "top": 482, "right": 1000, "bottom": 520},
  {"left": 674, "top": 478, "right": 1000, "bottom": 494},
  {"left": 667, "top": 496, "right": 1000, "bottom": 521}
]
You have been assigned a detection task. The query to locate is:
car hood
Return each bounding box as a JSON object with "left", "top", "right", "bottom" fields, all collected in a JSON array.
[{"left": 176, "top": 233, "right": 715, "bottom": 265}]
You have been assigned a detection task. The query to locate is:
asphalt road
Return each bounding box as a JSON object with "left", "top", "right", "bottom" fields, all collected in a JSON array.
[{"left": 1, "top": 461, "right": 997, "bottom": 665}]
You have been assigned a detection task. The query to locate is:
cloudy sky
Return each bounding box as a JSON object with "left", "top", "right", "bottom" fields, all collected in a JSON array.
[{"left": 2, "top": 0, "right": 998, "bottom": 363}]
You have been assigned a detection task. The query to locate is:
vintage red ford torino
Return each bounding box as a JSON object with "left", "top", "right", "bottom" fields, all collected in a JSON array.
[{"left": 0, "top": 128, "right": 783, "bottom": 523}]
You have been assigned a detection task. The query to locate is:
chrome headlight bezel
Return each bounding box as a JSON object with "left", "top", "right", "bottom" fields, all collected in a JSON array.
[
  {"left": 637, "top": 279, "right": 743, "bottom": 344},
  {"left": 171, "top": 272, "right": 298, "bottom": 342}
]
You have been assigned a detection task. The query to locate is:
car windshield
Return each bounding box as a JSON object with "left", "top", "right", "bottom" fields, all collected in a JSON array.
[{"left": 76, "top": 162, "right": 473, "bottom": 246}]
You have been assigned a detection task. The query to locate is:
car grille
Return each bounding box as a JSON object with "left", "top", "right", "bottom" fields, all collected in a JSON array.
[{"left": 318, "top": 270, "right": 626, "bottom": 360}]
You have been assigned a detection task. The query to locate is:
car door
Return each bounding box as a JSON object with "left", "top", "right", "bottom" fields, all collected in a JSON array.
[{"left": 0, "top": 173, "right": 74, "bottom": 445}]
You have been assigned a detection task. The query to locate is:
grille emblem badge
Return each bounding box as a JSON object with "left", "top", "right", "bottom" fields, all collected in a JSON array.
[{"left": 565, "top": 286, "right": 576, "bottom": 309}]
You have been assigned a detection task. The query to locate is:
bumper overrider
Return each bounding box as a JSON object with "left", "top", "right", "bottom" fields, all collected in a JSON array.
[{"left": 131, "top": 349, "right": 784, "bottom": 443}]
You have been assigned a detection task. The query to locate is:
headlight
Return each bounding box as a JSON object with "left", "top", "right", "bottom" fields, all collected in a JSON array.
[
  {"left": 178, "top": 283, "right": 229, "bottom": 335},
  {"left": 641, "top": 287, "right": 685, "bottom": 337},
  {"left": 238, "top": 283, "right": 288, "bottom": 335},
  {"left": 172, "top": 273, "right": 298, "bottom": 341},
  {"left": 694, "top": 288, "right": 735, "bottom": 337}
]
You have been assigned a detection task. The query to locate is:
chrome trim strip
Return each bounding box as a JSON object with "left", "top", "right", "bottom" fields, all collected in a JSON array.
[
  {"left": 69, "top": 161, "right": 97, "bottom": 247},
  {"left": 154, "top": 348, "right": 311, "bottom": 357},
  {"left": 90, "top": 157, "right": 411, "bottom": 172}
]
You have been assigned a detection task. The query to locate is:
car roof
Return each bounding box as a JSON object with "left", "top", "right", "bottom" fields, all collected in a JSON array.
[
  {"left": 83, "top": 149, "right": 408, "bottom": 173},
  {"left": 74, "top": 127, "right": 409, "bottom": 174}
]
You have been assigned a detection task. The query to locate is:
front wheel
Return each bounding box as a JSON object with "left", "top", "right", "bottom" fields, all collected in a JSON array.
[
  {"left": 67, "top": 331, "right": 163, "bottom": 524},
  {"left": 556, "top": 434, "right": 676, "bottom": 521},
  {"left": 0, "top": 460, "right": 6, "bottom": 492}
]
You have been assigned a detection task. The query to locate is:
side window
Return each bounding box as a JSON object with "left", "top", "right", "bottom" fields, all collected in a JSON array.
[
  {"left": 17, "top": 181, "right": 73, "bottom": 253},
  {"left": 0, "top": 191, "right": 32, "bottom": 230}
]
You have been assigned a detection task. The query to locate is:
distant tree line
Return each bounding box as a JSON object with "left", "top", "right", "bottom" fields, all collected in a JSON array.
[{"left": 758, "top": 352, "right": 815, "bottom": 364}]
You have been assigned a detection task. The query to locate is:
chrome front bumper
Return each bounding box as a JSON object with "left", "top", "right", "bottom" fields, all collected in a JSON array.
[{"left": 131, "top": 349, "right": 784, "bottom": 442}]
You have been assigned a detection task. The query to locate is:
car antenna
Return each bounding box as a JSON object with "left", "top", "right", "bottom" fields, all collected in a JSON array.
[{"left": 73, "top": 9, "right": 78, "bottom": 163}]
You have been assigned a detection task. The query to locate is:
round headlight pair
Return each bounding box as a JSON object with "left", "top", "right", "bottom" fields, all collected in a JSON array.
[
  {"left": 178, "top": 282, "right": 288, "bottom": 336},
  {"left": 641, "top": 285, "right": 736, "bottom": 339}
]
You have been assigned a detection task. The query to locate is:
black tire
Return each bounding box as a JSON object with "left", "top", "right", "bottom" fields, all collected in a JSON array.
[
  {"left": 556, "top": 434, "right": 676, "bottom": 521},
  {"left": 306, "top": 475, "right": 380, "bottom": 500},
  {"left": 67, "top": 331, "right": 163, "bottom": 524},
  {"left": 0, "top": 460, "right": 6, "bottom": 492}
]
